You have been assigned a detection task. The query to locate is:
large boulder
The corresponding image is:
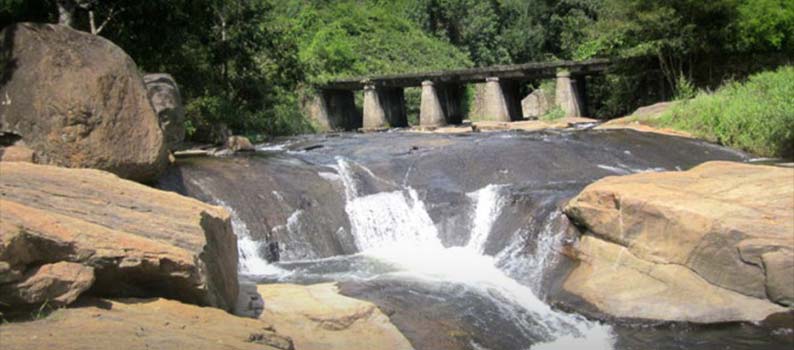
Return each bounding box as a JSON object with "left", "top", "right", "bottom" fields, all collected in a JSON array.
[
  {"left": 0, "top": 23, "right": 167, "bottom": 182},
  {"left": 562, "top": 161, "right": 793, "bottom": 322},
  {"left": 0, "top": 162, "right": 239, "bottom": 311},
  {"left": 521, "top": 88, "right": 553, "bottom": 119},
  {"left": 258, "top": 283, "right": 413, "bottom": 350},
  {"left": 225, "top": 135, "right": 255, "bottom": 153},
  {"left": 144, "top": 73, "right": 186, "bottom": 152},
  {"left": 0, "top": 297, "right": 294, "bottom": 350}
]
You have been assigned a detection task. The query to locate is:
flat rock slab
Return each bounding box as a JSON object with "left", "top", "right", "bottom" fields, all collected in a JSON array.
[
  {"left": 258, "top": 283, "right": 414, "bottom": 350},
  {"left": 0, "top": 162, "right": 239, "bottom": 311},
  {"left": 595, "top": 102, "right": 693, "bottom": 138},
  {"left": 473, "top": 117, "right": 597, "bottom": 132},
  {"left": 563, "top": 161, "right": 794, "bottom": 322},
  {"left": 0, "top": 297, "right": 293, "bottom": 350}
]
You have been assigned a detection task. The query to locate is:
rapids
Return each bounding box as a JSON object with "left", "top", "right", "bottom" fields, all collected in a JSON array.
[{"left": 158, "top": 129, "right": 791, "bottom": 350}]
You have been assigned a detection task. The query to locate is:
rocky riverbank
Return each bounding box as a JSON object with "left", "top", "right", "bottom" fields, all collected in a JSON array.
[
  {"left": 0, "top": 282, "right": 411, "bottom": 350},
  {"left": 0, "top": 22, "right": 413, "bottom": 350},
  {"left": 1, "top": 19, "right": 792, "bottom": 350},
  {"left": 560, "top": 161, "right": 794, "bottom": 323}
]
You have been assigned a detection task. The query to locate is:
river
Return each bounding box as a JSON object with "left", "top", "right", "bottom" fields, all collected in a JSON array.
[{"left": 158, "top": 129, "right": 791, "bottom": 350}]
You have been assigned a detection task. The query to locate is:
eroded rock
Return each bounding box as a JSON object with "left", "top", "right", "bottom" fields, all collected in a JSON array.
[
  {"left": 0, "top": 262, "right": 94, "bottom": 307},
  {"left": 763, "top": 250, "right": 794, "bottom": 306},
  {"left": 563, "top": 161, "right": 794, "bottom": 322},
  {"left": 0, "top": 23, "right": 167, "bottom": 182},
  {"left": 0, "top": 162, "right": 239, "bottom": 311}
]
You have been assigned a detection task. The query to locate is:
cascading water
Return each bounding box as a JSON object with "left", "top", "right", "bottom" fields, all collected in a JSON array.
[
  {"left": 215, "top": 199, "right": 288, "bottom": 277},
  {"left": 160, "top": 130, "right": 775, "bottom": 350},
  {"left": 466, "top": 184, "right": 507, "bottom": 253},
  {"left": 328, "top": 157, "right": 615, "bottom": 349}
]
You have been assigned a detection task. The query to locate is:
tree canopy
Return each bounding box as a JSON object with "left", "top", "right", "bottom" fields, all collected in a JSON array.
[{"left": 1, "top": 0, "right": 791, "bottom": 136}]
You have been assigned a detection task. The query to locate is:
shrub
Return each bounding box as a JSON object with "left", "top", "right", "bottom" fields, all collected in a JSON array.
[
  {"left": 656, "top": 66, "right": 794, "bottom": 158},
  {"left": 540, "top": 106, "right": 566, "bottom": 121}
]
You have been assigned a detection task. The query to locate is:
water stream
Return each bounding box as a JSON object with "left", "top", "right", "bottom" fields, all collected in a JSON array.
[{"left": 158, "top": 129, "right": 791, "bottom": 350}]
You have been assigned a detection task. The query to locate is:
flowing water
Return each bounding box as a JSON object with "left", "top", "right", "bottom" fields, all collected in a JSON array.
[{"left": 158, "top": 129, "right": 792, "bottom": 350}]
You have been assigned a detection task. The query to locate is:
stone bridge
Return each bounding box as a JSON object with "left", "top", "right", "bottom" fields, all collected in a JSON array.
[{"left": 305, "top": 58, "right": 612, "bottom": 131}]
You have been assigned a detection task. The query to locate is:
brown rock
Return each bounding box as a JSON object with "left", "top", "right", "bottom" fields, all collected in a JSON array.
[
  {"left": 563, "top": 161, "right": 794, "bottom": 322},
  {"left": 596, "top": 101, "right": 692, "bottom": 138},
  {"left": 257, "top": 283, "right": 414, "bottom": 350},
  {"left": 0, "top": 23, "right": 167, "bottom": 182},
  {"left": 226, "top": 135, "right": 255, "bottom": 152},
  {"left": 0, "top": 262, "right": 94, "bottom": 307},
  {"left": 563, "top": 236, "right": 785, "bottom": 323},
  {"left": 0, "top": 162, "right": 239, "bottom": 311},
  {"left": 0, "top": 144, "right": 35, "bottom": 162},
  {"left": 0, "top": 297, "right": 293, "bottom": 350}
]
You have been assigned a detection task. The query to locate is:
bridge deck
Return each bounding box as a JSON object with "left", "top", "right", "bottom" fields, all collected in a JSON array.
[{"left": 321, "top": 58, "right": 611, "bottom": 90}]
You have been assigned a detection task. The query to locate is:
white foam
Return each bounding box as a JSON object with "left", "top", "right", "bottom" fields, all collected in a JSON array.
[
  {"left": 215, "top": 199, "right": 290, "bottom": 278},
  {"left": 466, "top": 184, "right": 507, "bottom": 253},
  {"left": 256, "top": 143, "right": 287, "bottom": 152},
  {"left": 331, "top": 158, "right": 615, "bottom": 348}
]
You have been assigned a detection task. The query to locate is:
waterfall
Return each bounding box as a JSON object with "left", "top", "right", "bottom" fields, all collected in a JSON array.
[
  {"left": 214, "top": 199, "right": 287, "bottom": 278},
  {"left": 496, "top": 211, "right": 567, "bottom": 295},
  {"left": 334, "top": 157, "right": 443, "bottom": 253},
  {"left": 466, "top": 184, "right": 508, "bottom": 254},
  {"left": 332, "top": 157, "right": 614, "bottom": 349}
]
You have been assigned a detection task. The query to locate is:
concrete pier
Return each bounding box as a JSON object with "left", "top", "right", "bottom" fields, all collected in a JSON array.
[
  {"left": 419, "top": 81, "right": 447, "bottom": 127},
  {"left": 471, "top": 77, "right": 521, "bottom": 122},
  {"left": 362, "top": 85, "right": 407, "bottom": 130},
  {"left": 305, "top": 90, "right": 360, "bottom": 131},
  {"left": 555, "top": 71, "right": 582, "bottom": 117}
]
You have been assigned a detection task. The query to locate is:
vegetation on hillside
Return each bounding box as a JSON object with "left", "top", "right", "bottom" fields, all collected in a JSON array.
[
  {"left": 1, "top": 0, "right": 792, "bottom": 143},
  {"left": 655, "top": 66, "right": 794, "bottom": 158}
]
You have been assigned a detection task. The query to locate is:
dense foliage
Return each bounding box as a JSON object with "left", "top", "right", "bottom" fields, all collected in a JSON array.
[
  {"left": 1, "top": 0, "right": 792, "bottom": 139},
  {"left": 655, "top": 66, "right": 794, "bottom": 158}
]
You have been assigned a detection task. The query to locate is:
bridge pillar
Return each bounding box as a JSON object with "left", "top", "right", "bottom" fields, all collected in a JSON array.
[
  {"left": 472, "top": 77, "right": 521, "bottom": 122},
  {"left": 419, "top": 81, "right": 447, "bottom": 127},
  {"left": 555, "top": 71, "right": 582, "bottom": 117},
  {"left": 363, "top": 84, "right": 407, "bottom": 130},
  {"left": 305, "top": 89, "right": 360, "bottom": 131}
]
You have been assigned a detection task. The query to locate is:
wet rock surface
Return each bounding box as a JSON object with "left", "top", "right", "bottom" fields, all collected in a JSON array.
[
  {"left": 157, "top": 129, "right": 794, "bottom": 349},
  {"left": 160, "top": 129, "right": 747, "bottom": 262}
]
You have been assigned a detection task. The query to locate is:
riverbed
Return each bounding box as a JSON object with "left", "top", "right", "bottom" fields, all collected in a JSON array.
[{"left": 158, "top": 129, "right": 792, "bottom": 350}]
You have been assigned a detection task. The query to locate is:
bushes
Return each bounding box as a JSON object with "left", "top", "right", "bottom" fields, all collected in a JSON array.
[{"left": 656, "top": 66, "right": 794, "bottom": 158}]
